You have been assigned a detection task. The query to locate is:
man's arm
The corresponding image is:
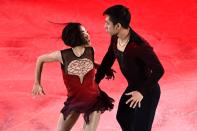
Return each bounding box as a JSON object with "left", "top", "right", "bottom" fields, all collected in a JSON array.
[
  {"left": 95, "top": 38, "right": 116, "bottom": 84},
  {"left": 125, "top": 46, "right": 164, "bottom": 109},
  {"left": 136, "top": 46, "right": 164, "bottom": 96}
]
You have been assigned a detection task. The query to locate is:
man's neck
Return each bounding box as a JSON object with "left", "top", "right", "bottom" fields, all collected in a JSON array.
[{"left": 117, "top": 27, "right": 130, "bottom": 41}]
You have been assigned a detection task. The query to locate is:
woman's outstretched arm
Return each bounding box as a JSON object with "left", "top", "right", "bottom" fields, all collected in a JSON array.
[{"left": 32, "top": 51, "right": 62, "bottom": 96}]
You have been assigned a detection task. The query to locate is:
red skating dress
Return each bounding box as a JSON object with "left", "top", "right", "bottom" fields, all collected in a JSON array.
[{"left": 60, "top": 47, "right": 114, "bottom": 123}]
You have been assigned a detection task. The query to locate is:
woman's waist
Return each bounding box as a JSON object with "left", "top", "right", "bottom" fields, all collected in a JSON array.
[
  {"left": 67, "top": 92, "right": 99, "bottom": 102},
  {"left": 67, "top": 86, "right": 100, "bottom": 98}
]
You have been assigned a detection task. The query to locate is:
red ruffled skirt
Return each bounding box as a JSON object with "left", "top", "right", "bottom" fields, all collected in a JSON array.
[{"left": 60, "top": 69, "right": 114, "bottom": 123}]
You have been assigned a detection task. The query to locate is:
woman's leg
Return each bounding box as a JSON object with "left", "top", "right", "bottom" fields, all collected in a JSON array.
[
  {"left": 83, "top": 111, "right": 101, "bottom": 131},
  {"left": 56, "top": 112, "right": 80, "bottom": 131}
]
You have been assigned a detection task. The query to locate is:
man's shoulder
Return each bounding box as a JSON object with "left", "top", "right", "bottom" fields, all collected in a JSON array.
[{"left": 109, "top": 35, "right": 118, "bottom": 47}]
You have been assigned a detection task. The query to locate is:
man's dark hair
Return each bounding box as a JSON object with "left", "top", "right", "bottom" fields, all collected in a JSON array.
[
  {"left": 62, "top": 22, "right": 88, "bottom": 47},
  {"left": 103, "top": 5, "right": 131, "bottom": 28}
]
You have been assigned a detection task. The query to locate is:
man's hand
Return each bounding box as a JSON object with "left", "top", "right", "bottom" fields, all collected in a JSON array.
[
  {"left": 105, "top": 68, "right": 116, "bottom": 80},
  {"left": 125, "top": 91, "right": 143, "bottom": 108}
]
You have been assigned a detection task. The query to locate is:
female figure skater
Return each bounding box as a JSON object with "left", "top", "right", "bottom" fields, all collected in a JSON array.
[{"left": 32, "top": 22, "right": 114, "bottom": 131}]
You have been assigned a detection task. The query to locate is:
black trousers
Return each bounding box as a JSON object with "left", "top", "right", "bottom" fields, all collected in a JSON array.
[{"left": 116, "top": 83, "right": 161, "bottom": 131}]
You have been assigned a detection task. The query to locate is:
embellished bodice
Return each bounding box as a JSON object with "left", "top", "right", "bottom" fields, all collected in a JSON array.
[{"left": 60, "top": 47, "right": 99, "bottom": 97}]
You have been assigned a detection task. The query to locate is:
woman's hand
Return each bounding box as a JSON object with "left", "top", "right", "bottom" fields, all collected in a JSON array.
[
  {"left": 125, "top": 91, "right": 143, "bottom": 108},
  {"left": 32, "top": 83, "right": 45, "bottom": 96}
]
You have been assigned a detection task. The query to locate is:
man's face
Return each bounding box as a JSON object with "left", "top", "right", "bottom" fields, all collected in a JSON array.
[{"left": 104, "top": 15, "right": 118, "bottom": 36}]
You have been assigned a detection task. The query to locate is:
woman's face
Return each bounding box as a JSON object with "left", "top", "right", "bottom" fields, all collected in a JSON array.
[{"left": 80, "top": 26, "right": 90, "bottom": 43}]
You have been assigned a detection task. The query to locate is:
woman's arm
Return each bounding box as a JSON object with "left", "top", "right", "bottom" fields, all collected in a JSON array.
[{"left": 32, "top": 51, "right": 62, "bottom": 95}]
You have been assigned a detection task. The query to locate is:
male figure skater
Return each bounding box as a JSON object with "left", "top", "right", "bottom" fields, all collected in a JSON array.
[{"left": 95, "top": 5, "right": 164, "bottom": 131}]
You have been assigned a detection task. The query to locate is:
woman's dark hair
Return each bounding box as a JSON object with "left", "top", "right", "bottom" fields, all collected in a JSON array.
[
  {"left": 61, "top": 22, "right": 88, "bottom": 47},
  {"left": 103, "top": 5, "right": 131, "bottom": 29}
]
